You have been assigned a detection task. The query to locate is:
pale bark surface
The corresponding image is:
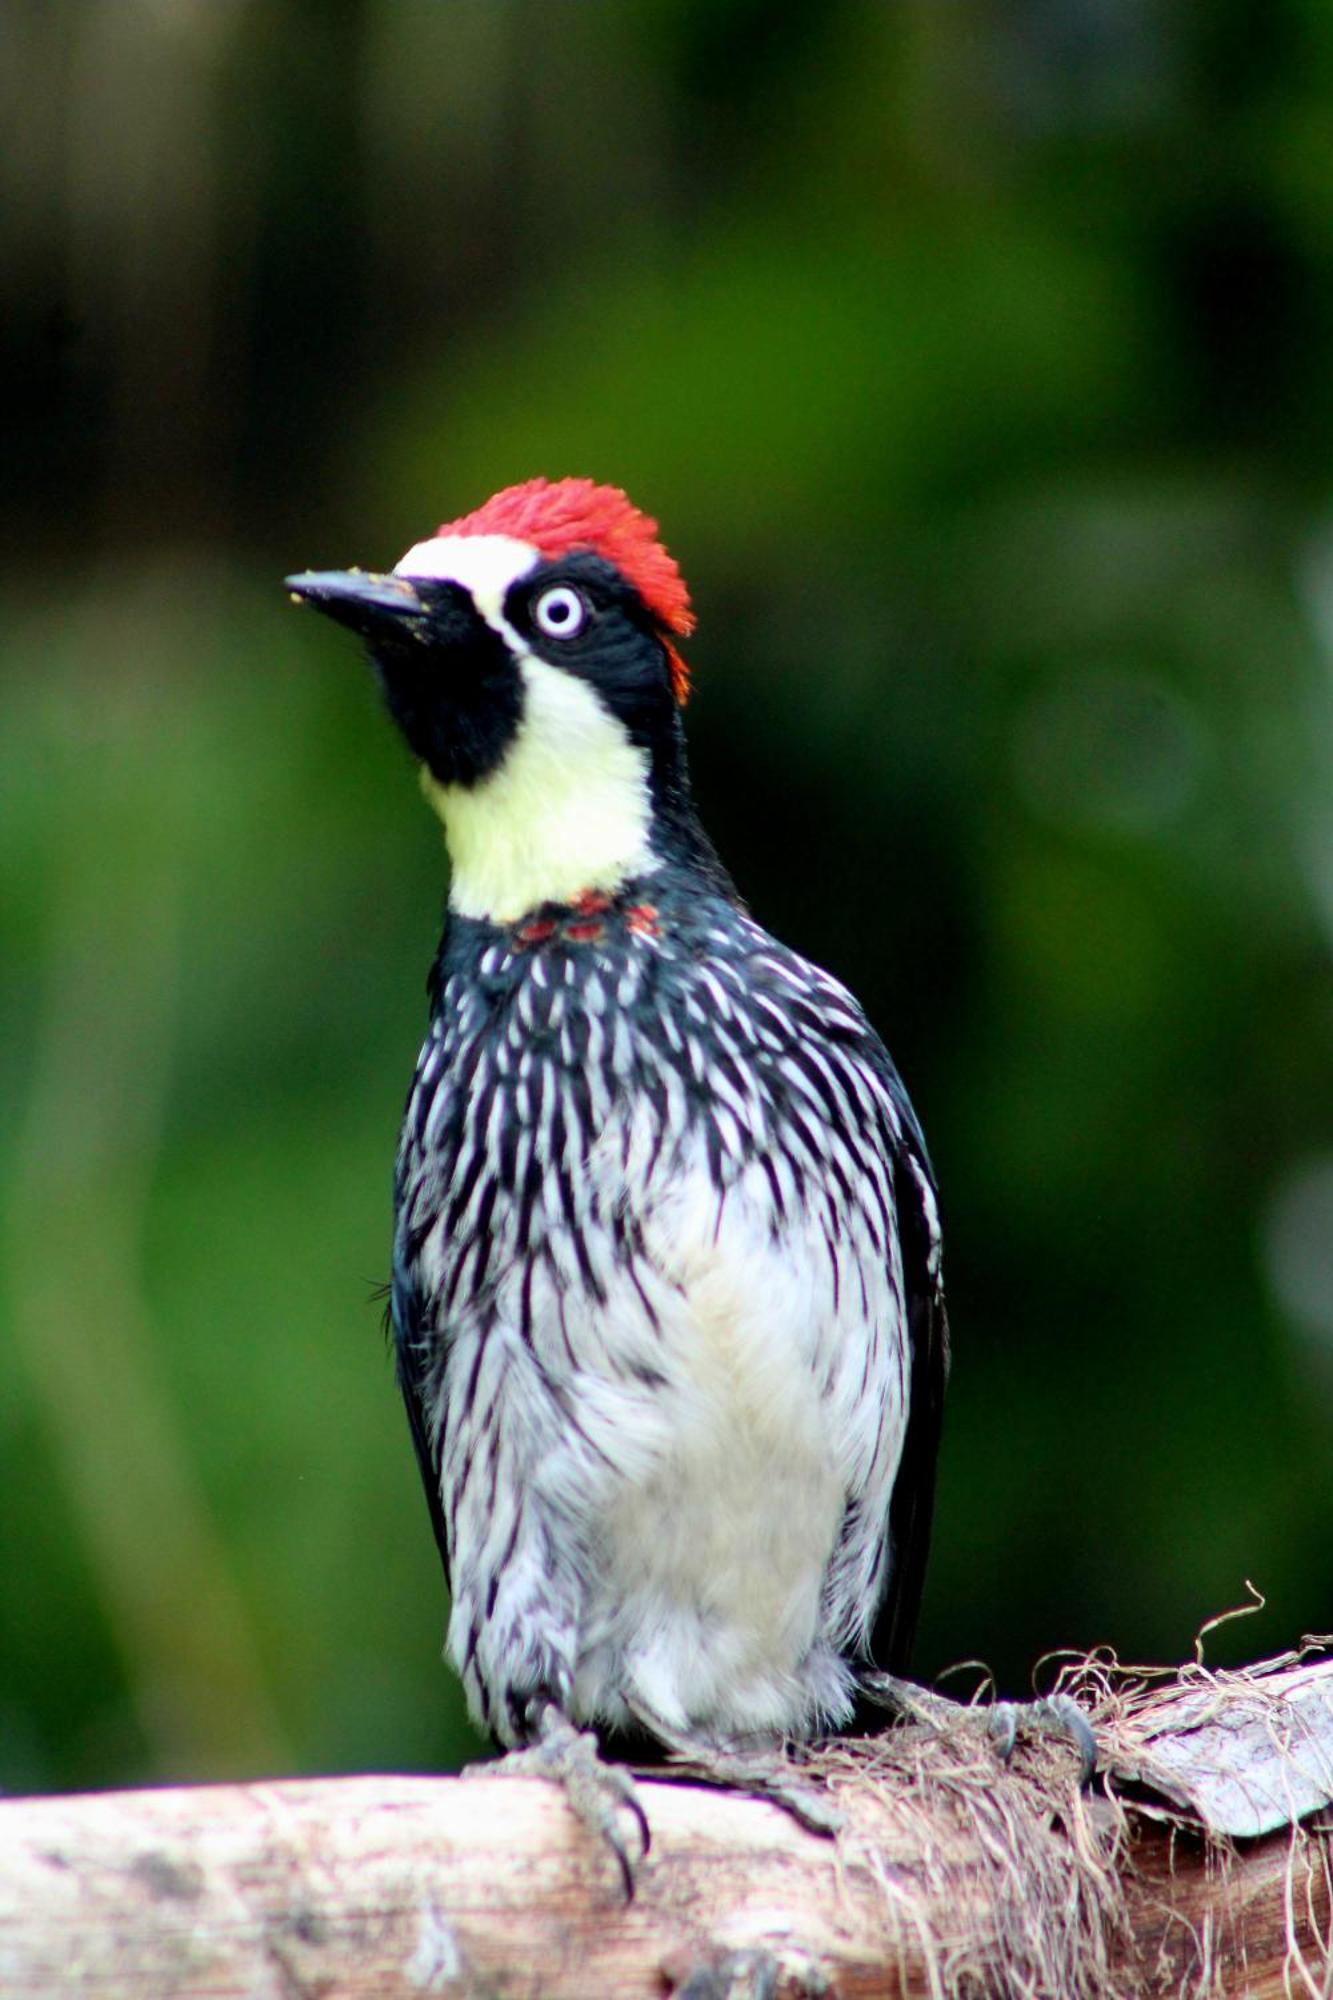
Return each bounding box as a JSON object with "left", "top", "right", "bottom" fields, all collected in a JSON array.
[{"left": 1, "top": 1651, "right": 1330, "bottom": 1998}]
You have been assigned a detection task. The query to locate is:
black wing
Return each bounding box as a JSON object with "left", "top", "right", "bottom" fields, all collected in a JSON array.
[
  {"left": 390, "top": 1242, "right": 452, "bottom": 1592},
  {"left": 866, "top": 1138, "right": 950, "bottom": 1677}
]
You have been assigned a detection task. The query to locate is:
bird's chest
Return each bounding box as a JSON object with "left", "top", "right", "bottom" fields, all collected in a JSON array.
[{"left": 403, "top": 934, "right": 743, "bottom": 1287}]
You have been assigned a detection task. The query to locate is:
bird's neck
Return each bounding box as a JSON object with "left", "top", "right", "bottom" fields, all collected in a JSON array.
[{"left": 419, "top": 659, "right": 655, "bottom": 924}]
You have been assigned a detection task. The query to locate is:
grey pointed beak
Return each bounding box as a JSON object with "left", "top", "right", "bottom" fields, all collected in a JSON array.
[{"left": 285, "top": 569, "right": 427, "bottom": 641}]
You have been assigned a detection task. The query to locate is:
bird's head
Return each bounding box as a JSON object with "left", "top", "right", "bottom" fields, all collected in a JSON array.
[{"left": 287, "top": 477, "right": 709, "bottom": 925}]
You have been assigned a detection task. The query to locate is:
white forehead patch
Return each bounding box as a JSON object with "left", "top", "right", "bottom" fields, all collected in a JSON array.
[{"left": 393, "top": 533, "right": 540, "bottom": 633}]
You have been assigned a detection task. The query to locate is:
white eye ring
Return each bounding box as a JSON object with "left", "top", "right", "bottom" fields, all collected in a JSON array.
[{"left": 532, "top": 584, "right": 587, "bottom": 640}]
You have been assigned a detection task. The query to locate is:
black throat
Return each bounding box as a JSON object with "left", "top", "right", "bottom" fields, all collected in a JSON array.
[{"left": 369, "top": 581, "right": 522, "bottom": 789}]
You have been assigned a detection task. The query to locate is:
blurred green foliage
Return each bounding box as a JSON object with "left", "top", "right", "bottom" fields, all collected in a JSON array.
[{"left": 2, "top": 0, "right": 1332, "bottom": 1793}]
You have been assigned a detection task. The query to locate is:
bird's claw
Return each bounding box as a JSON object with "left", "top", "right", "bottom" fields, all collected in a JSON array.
[
  {"left": 861, "top": 1670, "right": 1097, "bottom": 1786},
  {"left": 721, "top": 1758, "right": 845, "bottom": 1836},
  {"left": 658, "top": 1749, "right": 844, "bottom": 1837},
  {"left": 628, "top": 1699, "right": 843, "bottom": 1837},
  {"left": 987, "top": 1693, "right": 1098, "bottom": 1785},
  {"left": 479, "top": 1705, "right": 650, "bottom": 1899}
]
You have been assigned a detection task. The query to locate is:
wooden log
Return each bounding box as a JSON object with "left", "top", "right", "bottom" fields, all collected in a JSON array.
[
  {"left": 1, "top": 1652, "right": 1330, "bottom": 1998},
  {"left": 0, "top": 1768, "right": 1323, "bottom": 1997}
]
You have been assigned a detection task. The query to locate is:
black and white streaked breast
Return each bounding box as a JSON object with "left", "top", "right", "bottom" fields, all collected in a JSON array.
[{"left": 390, "top": 864, "right": 943, "bottom": 1744}]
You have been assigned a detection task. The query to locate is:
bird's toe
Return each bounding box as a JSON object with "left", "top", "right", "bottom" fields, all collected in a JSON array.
[{"left": 482, "top": 1706, "right": 650, "bottom": 1899}]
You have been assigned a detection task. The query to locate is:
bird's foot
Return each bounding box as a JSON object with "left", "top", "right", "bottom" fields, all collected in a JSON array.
[
  {"left": 862, "top": 1670, "right": 1098, "bottom": 1785},
  {"left": 473, "top": 1702, "right": 650, "bottom": 1899},
  {"left": 986, "top": 1693, "right": 1098, "bottom": 1783},
  {"left": 678, "top": 1745, "right": 845, "bottom": 1836},
  {"left": 631, "top": 1703, "right": 843, "bottom": 1837}
]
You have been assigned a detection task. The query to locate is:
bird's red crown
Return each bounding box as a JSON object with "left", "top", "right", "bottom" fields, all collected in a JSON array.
[{"left": 436, "top": 477, "right": 695, "bottom": 704}]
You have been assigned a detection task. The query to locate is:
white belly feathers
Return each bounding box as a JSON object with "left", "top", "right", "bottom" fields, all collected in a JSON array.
[{"left": 566, "top": 1154, "right": 906, "bottom": 1743}]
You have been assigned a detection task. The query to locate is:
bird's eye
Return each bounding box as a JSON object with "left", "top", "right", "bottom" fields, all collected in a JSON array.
[{"left": 532, "top": 584, "right": 588, "bottom": 640}]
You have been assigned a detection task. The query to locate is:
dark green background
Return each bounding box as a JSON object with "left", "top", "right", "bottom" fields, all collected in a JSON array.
[{"left": 3, "top": 0, "right": 1332, "bottom": 1793}]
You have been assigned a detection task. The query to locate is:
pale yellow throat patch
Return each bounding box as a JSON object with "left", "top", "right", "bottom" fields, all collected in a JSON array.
[{"left": 421, "top": 656, "right": 658, "bottom": 924}]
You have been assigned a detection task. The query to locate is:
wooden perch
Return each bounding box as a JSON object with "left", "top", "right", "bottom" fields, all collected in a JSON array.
[{"left": 1, "top": 1649, "right": 1331, "bottom": 1999}]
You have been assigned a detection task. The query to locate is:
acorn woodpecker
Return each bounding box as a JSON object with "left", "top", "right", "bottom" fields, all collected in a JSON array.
[{"left": 287, "top": 478, "right": 951, "bottom": 1885}]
